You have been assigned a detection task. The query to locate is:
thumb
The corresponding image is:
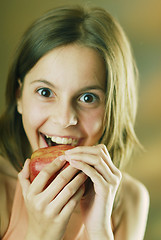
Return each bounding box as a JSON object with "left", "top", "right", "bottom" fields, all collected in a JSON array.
[{"left": 18, "top": 159, "right": 31, "bottom": 198}]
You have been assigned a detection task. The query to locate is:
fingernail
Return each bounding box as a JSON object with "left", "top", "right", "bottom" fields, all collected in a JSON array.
[
  {"left": 65, "top": 149, "right": 72, "bottom": 154},
  {"left": 59, "top": 155, "right": 66, "bottom": 161},
  {"left": 70, "top": 160, "right": 78, "bottom": 166},
  {"left": 65, "top": 154, "right": 71, "bottom": 162}
]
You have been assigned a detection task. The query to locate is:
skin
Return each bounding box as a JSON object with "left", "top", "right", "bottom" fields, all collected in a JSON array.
[
  {"left": 0, "top": 44, "right": 149, "bottom": 240},
  {"left": 17, "top": 44, "right": 106, "bottom": 152}
]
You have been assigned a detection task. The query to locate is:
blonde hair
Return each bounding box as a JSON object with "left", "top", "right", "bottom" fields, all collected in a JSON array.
[
  {"left": 92, "top": 14, "right": 139, "bottom": 169},
  {"left": 0, "top": 5, "right": 139, "bottom": 170}
]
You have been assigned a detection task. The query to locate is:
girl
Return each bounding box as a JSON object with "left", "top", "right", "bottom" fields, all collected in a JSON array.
[{"left": 0, "top": 5, "right": 149, "bottom": 240}]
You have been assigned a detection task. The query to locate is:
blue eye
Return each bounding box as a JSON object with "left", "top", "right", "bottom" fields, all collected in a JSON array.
[
  {"left": 37, "top": 88, "right": 53, "bottom": 98},
  {"left": 79, "top": 93, "right": 99, "bottom": 104}
]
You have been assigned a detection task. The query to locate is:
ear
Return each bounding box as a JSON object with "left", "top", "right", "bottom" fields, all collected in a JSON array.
[{"left": 16, "top": 79, "right": 23, "bottom": 114}]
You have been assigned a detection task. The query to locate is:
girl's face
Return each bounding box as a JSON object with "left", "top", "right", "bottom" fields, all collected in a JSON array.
[{"left": 17, "top": 44, "right": 106, "bottom": 151}]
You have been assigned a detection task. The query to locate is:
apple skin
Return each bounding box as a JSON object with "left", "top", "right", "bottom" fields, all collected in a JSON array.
[{"left": 29, "top": 145, "right": 74, "bottom": 183}]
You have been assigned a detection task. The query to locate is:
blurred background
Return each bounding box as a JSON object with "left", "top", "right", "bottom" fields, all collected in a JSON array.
[{"left": 0, "top": 0, "right": 161, "bottom": 239}]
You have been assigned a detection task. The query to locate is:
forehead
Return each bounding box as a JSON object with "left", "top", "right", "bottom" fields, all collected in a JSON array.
[{"left": 25, "top": 44, "right": 106, "bottom": 90}]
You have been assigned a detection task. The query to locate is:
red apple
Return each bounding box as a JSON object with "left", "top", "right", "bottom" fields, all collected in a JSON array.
[{"left": 29, "top": 145, "right": 74, "bottom": 183}]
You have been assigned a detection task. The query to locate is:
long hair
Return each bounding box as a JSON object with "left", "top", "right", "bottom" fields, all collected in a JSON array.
[{"left": 0, "top": 5, "right": 139, "bottom": 171}]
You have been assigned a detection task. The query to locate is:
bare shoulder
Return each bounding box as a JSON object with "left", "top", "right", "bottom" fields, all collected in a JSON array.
[
  {"left": 122, "top": 172, "right": 150, "bottom": 205},
  {"left": 0, "top": 172, "right": 9, "bottom": 238},
  {"left": 114, "top": 173, "right": 150, "bottom": 240},
  {"left": 0, "top": 155, "right": 17, "bottom": 201},
  {"left": 0, "top": 155, "right": 17, "bottom": 237}
]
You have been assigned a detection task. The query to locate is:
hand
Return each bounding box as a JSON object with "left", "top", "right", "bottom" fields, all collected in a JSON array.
[
  {"left": 18, "top": 156, "right": 87, "bottom": 240},
  {"left": 65, "top": 144, "right": 122, "bottom": 239}
]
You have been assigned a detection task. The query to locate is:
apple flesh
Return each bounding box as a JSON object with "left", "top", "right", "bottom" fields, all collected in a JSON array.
[{"left": 29, "top": 145, "right": 74, "bottom": 183}]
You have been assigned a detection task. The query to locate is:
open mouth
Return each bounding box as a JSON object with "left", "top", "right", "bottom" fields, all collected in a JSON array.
[{"left": 42, "top": 134, "right": 79, "bottom": 147}]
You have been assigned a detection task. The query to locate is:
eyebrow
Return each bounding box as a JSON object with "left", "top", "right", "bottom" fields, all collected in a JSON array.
[
  {"left": 80, "top": 85, "right": 105, "bottom": 93},
  {"left": 31, "top": 79, "right": 56, "bottom": 88},
  {"left": 31, "top": 79, "right": 105, "bottom": 92}
]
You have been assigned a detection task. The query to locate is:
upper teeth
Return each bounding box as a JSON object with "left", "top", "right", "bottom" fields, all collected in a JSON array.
[{"left": 46, "top": 136, "right": 78, "bottom": 146}]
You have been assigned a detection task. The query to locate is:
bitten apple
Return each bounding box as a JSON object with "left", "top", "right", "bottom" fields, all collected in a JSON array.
[{"left": 29, "top": 145, "right": 74, "bottom": 183}]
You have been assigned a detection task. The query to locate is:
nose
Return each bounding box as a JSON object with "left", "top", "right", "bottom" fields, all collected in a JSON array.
[{"left": 50, "top": 101, "right": 78, "bottom": 128}]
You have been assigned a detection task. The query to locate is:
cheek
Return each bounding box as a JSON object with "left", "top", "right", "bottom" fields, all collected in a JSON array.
[
  {"left": 87, "top": 117, "right": 104, "bottom": 135},
  {"left": 82, "top": 109, "right": 105, "bottom": 138},
  {"left": 21, "top": 105, "right": 48, "bottom": 150},
  {"left": 21, "top": 100, "right": 47, "bottom": 132}
]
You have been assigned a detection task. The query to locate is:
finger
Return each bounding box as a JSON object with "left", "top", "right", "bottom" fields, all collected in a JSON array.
[
  {"left": 93, "top": 145, "right": 122, "bottom": 179},
  {"left": 70, "top": 153, "right": 122, "bottom": 187},
  {"left": 69, "top": 160, "right": 114, "bottom": 198},
  {"left": 60, "top": 184, "right": 85, "bottom": 219},
  {"left": 66, "top": 144, "right": 121, "bottom": 177},
  {"left": 44, "top": 172, "right": 87, "bottom": 216},
  {"left": 66, "top": 153, "right": 114, "bottom": 183},
  {"left": 38, "top": 165, "right": 80, "bottom": 204},
  {"left": 18, "top": 159, "right": 31, "bottom": 198},
  {"left": 65, "top": 145, "right": 94, "bottom": 155},
  {"left": 97, "top": 144, "right": 120, "bottom": 173},
  {"left": 69, "top": 160, "right": 105, "bottom": 188},
  {"left": 29, "top": 156, "right": 67, "bottom": 195}
]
